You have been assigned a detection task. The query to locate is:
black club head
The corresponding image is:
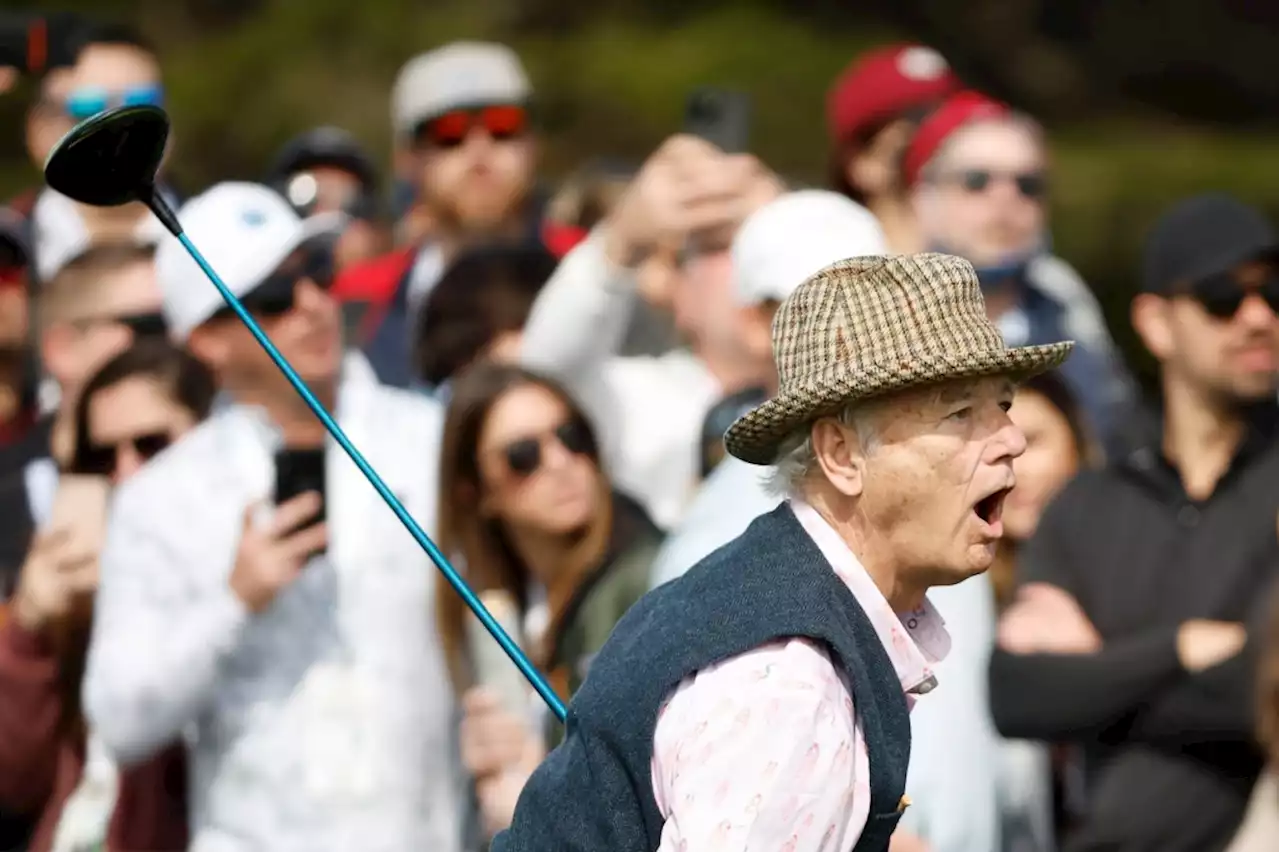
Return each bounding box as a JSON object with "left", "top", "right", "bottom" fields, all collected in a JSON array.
[{"left": 43, "top": 105, "right": 170, "bottom": 208}]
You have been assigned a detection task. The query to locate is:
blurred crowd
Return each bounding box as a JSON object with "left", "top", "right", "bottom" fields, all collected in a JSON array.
[{"left": 0, "top": 11, "right": 1276, "bottom": 852}]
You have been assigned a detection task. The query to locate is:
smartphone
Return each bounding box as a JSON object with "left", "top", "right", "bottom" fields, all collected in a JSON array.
[
  {"left": 274, "top": 448, "right": 327, "bottom": 540},
  {"left": 45, "top": 474, "right": 111, "bottom": 553},
  {"left": 683, "top": 87, "right": 752, "bottom": 154}
]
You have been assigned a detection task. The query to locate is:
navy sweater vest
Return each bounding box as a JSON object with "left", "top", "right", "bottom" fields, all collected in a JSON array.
[{"left": 491, "top": 503, "right": 912, "bottom": 852}]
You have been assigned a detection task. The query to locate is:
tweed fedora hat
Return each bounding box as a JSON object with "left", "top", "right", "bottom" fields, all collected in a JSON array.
[{"left": 725, "top": 252, "right": 1074, "bottom": 465}]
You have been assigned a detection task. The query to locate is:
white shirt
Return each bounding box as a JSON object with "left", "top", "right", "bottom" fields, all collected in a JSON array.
[
  {"left": 650, "top": 499, "right": 951, "bottom": 850},
  {"left": 83, "top": 354, "right": 463, "bottom": 852}
]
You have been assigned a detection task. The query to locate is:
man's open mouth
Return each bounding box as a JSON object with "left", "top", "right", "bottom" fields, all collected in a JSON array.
[{"left": 974, "top": 486, "right": 1013, "bottom": 526}]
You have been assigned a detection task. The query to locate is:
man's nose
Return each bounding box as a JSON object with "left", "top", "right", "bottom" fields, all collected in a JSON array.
[
  {"left": 293, "top": 279, "right": 329, "bottom": 311},
  {"left": 1236, "top": 291, "right": 1278, "bottom": 328},
  {"left": 114, "top": 445, "right": 142, "bottom": 483},
  {"left": 990, "top": 409, "right": 1028, "bottom": 461}
]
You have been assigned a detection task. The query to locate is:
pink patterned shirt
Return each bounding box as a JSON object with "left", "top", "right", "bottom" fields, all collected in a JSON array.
[{"left": 649, "top": 499, "right": 951, "bottom": 851}]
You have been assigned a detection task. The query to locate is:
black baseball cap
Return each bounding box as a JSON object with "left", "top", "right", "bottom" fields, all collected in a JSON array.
[
  {"left": 265, "top": 126, "right": 378, "bottom": 192},
  {"left": 1142, "top": 193, "right": 1277, "bottom": 294}
]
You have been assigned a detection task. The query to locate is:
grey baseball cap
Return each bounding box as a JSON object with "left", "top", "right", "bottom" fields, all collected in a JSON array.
[{"left": 392, "top": 42, "right": 531, "bottom": 138}]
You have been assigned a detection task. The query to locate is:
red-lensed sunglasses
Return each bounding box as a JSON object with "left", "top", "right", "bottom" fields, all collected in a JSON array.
[{"left": 418, "top": 104, "right": 530, "bottom": 149}]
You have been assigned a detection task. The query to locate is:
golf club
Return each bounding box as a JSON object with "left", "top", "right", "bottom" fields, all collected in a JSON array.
[{"left": 44, "top": 105, "right": 567, "bottom": 723}]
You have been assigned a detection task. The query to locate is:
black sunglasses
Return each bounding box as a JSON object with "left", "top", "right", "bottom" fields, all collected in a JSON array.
[
  {"left": 78, "top": 431, "right": 172, "bottom": 477},
  {"left": 501, "top": 419, "right": 595, "bottom": 478},
  {"left": 940, "top": 168, "right": 1047, "bottom": 200},
  {"left": 73, "top": 311, "right": 168, "bottom": 338},
  {"left": 1188, "top": 270, "right": 1280, "bottom": 320},
  {"left": 210, "top": 243, "right": 335, "bottom": 322}
]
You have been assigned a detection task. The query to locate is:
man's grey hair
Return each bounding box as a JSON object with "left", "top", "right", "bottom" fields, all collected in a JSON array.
[{"left": 763, "top": 402, "right": 882, "bottom": 499}]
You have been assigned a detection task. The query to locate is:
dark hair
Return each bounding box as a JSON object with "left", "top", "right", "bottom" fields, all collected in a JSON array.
[
  {"left": 829, "top": 103, "right": 937, "bottom": 205},
  {"left": 1020, "top": 369, "right": 1099, "bottom": 467},
  {"left": 434, "top": 361, "right": 609, "bottom": 694},
  {"left": 69, "top": 338, "right": 217, "bottom": 474},
  {"left": 72, "top": 20, "right": 157, "bottom": 58},
  {"left": 414, "top": 243, "right": 556, "bottom": 386},
  {"left": 988, "top": 370, "right": 1099, "bottom": 610},
  {"left": 38, "top": 241, "right": 158, "bottom": 326}
]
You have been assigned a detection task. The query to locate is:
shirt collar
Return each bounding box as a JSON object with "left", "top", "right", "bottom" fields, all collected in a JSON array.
[{"left": 789, "top": 497, "right": 951, "bottom": 696}]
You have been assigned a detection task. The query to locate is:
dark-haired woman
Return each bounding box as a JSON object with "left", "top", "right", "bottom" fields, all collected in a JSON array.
[
  {"left": 435, "top": 362, "right": 661, "bottom": 840},
  {"left": 414, "top": 243, "right": 556, "bottom": 398},
  {"left": 0, "top": 339, "right": 215, "bottom": 852}
]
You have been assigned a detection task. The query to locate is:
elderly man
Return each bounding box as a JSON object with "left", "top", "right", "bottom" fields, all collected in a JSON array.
[{"left": 491, "top": 253, "right": 1071, "bottom": 851}]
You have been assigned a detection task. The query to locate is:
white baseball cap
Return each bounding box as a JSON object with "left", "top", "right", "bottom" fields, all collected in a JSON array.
[
  {"left": 32, "top": 189, "right": 166, "bottom": 283},
  {"left": 156, "top": 182, "right": 341, "bottom": 342},
  {"left": 392, "top": 42, "right": 531, "bottom": 138},
  {"left": 731, "top": 190, "right": 888, "bottom": 305}
]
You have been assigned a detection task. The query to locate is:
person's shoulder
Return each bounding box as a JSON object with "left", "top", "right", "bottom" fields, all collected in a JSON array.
[{"left": 368, "top": 382, "right": 446, "bottom": 433}]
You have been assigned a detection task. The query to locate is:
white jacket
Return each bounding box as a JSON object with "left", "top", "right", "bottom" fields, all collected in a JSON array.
[{"left": 82, "top": 354, "right": 462, "bottom": 852}]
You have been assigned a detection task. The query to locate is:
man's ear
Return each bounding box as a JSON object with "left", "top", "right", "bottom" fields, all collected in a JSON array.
[
  {"left": 1130, "top": 294, "right": 1174, "bottom": 362},
  {"left": 185, "top": 326, "right": 227, "bottom": 370},
  {"left": 812, "top": 418, "right": 867, "bottom": 498},
  {"left": 39, "top": 323, "right": 78, "bottom": 389},
  {"left": 848, "top": 149, "right": 890, "bottom": 200}
]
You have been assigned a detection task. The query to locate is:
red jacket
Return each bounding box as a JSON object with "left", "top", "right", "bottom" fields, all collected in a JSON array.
[
  {"left": 0, "top": 613, "right": 188, "bottom": 852},
  {"left": 330, "top": 221, "right": 588, "bottom": 348}
]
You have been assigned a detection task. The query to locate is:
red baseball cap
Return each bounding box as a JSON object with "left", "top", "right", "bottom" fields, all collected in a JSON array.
[
  {"left": 901, "top": 90, "right": 1010, "bottom": 189},
  {"left": 827, "top": 44, "right": 961, "bottom": 145}
]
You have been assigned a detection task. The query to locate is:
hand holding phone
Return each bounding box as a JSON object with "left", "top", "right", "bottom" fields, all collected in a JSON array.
[
  {"left": 45, "top": 474, "right": 110, "bottom": 554},
  {"left": 228, "top": 493, "right": 328, "bottom": 613},
  {"left": 274, "top": 448, "right": 327, "bottom": 529},
  {"left": 12, "top": 475, "right": 110, "bottom": 631},
  {"left": 683, "top": 87, "right": 752, "bottom": 154}
]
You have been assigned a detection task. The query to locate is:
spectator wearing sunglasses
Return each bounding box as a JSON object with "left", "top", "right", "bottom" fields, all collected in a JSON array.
[
  {"left": 990, "top": 195, "right": 1278, "bottom": 852},
  {"left": 26, "top": 21, "right": 176, "bottom": 286},
  {"left": 265, "top": 126, "right": 391, "bottom": 272},
  {"left": 335, "top": 42, "right": 554, "bottom": 390},
  {"left": 439, "top": 362, "right": 662, "bottom": 842},
  {"left": 0, "top": 340, "right": 212, "bottom": 852},
  {"left": 0, "top": 242, "right": 165, "bottom": 593},
  {"left": 82, "top": 182, "right": 463, "bottom": 852},
  {"left": 907, "top": 90, "right": 1134, "bottom": 458}
]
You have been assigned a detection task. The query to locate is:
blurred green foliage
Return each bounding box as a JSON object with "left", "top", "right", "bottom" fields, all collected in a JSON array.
[{"left": 1, "top": 0, "right": 1275, "bottom": 386}]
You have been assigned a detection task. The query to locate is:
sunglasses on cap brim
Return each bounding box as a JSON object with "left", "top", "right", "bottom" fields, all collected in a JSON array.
[{"left": 413, "top": 103, "right": 531, "bottom": 149}]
